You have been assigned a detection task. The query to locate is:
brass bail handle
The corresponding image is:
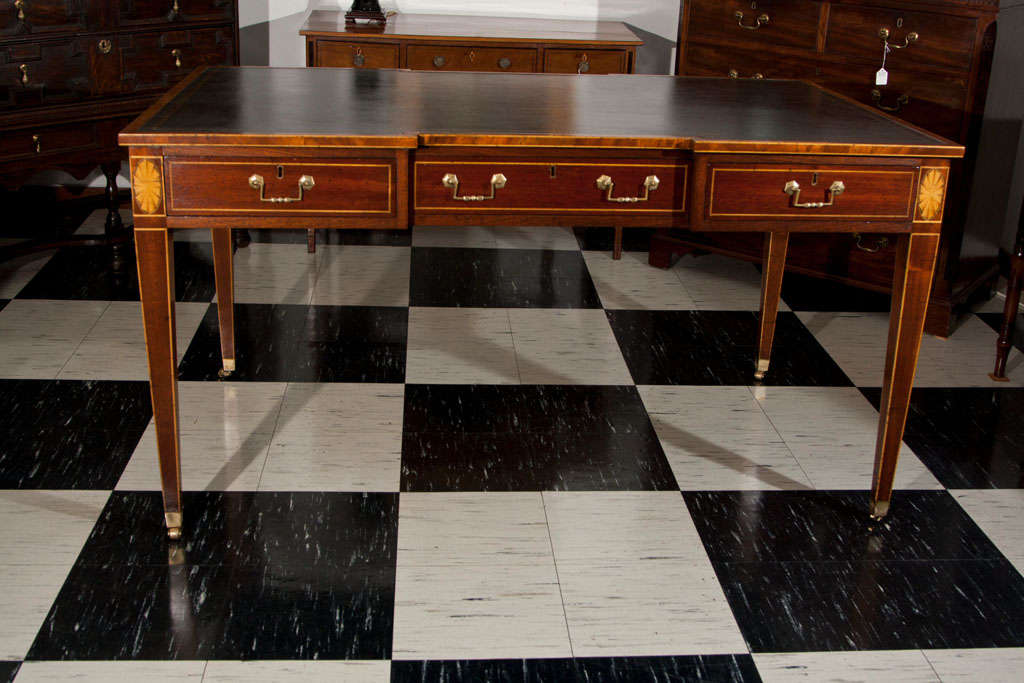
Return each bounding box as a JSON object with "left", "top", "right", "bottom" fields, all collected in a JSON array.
[
  {"left": 171, "top": 48, "right": 182, "bottom": 68},
  {"left": 735, "top": 11, "right": 769, "bottom": 30},
  {"left": 18, "top": 64, "right": 28, "bottom": 86},
  {"left": 14, "top": 0, "right": 25, "bottom": 22},
  {"left": 167, "top": 0, "right": 180, "bottom": 21},
  {"left": 784, "top": 179, "right": 845, "bottom": 208},
  {"left": 248, "top": 174, "right": 316, "bottom": 203},
  {"left": 878, "top": 27, "right": 919, "bottom": 49},
  {"left": 596, "top": 174, "right": 660, "bottom": 203},
  {"left": 442, "top": 173, "right": 507, "bottom": 201}
]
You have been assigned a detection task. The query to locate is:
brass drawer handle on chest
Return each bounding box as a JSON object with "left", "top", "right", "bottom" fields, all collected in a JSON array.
[
  {"left": 853, "top": 233, "right": 890, "bottom": 253},
  {"left": 98, "top": 39, "right": 112, "bottom": 55},
  {"left": 171, "top": 49, "right": 182, "bottom": 69},
  {"left": 14, "top": 0, "right": 25, "bottom": 25},
  {"left": 248, "top": 174, "right": 316, "bottom": 203},
  {"left": 878, "top": 27, "right": 919, "bottom": 50},
  {"left": 168, "top": 0, "right": 181, "bottom": 21},
  {"left": 442, "top": 173, "right": 507, "bottom": 201},
  {"left": 729, "top": 69, "right": 764, "bottom": 80},
  {"left": 18, "top": 64, "right": 28, "bottom": 86},
  {"left": 31, "top": 134, "right": 40, "bottom": 153},
  {"left": 784, "top": 180, "right": 845, "bottom": 208},
  {"left": 596, "top": 174, "right": 660, "bottom": 203},
  {"left": 871, "top": 89, "right": 909, "bottom": 113},
  {"left": 734, "top": 11, "right": 769, "bottom": 30}
]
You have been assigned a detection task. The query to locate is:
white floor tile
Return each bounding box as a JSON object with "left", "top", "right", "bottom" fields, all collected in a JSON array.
[
  {"left": 583, "top": 251, "right": 697, "bottom": 310},
  {"left": 0, "top": 299, "right": 109, "bottom": 379},
  {"left": 311, "top": 245, "right": 410, "bottom": 307},
  {"left": 509, "top": 308, "right": 632, "bottom": 385},
  {"left": 412, "top": 226, "right": 579, "bottom": 251},
  {"left": 14, "top": 661, "right": 206, "bottom": 682},
  {"left": 923, "top": 648, "right": 1024, "bottom": 682},
  {"left": 951, "top": 489, "right": 1024, "bottom": 566},
  {"left": 202, "top": 660, "right": 389, "bottom": 682},
  {"left": 117, "top": 382, "right": 286, "bottom": 491},
  {"left": 405, "top": 307, "right": 518, "bottom": 384},
  {"left": 58, "top": 301, "right": 209, "bottom": 380},
  {"left": 260, "top": 383, "right": 403, "bottom": 492},
  {"left": 751, "top": 386, "right": 941, "bottom": 490},
  {"left": 393, "top": 492, "right": 570, "bottom": 660},
  {"left": 0, "top": 250, "right": 53, "bottom": 298},
  {"left": 798, "top": 311, "right": 1024, "bottom": 387},
  {"left": 638, "top": 386, "right": 812, "bottom": 491},
  {"left": 230, "top": 243, "right": 319, "bottom": 305},
  {"left": 543, "top": 492, "right": 745, "bottom": 657},
  {"left": 754, "top": 651, "right": 939, "bottom": 682}
]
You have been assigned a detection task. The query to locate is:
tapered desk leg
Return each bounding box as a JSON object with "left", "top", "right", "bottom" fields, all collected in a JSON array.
[
  {"left": 307, "top": 228, "right": 317, "bottom": 254},
  {"left": 871, "top": 233, "right": 940, "bottom": 519},
  {"left": 755, "top": 231, "right": 789, "bottom": 381},
  {"left": 135, "top": 229, "right": 184, "bottom": 540},
  {"left": 613, "top": 226, "right": 623, "bottom": 260},
  {"left": 211, "top": 228, "right": 236, "bottom": 377}
]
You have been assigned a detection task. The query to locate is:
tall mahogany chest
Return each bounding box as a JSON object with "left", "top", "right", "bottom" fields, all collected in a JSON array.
[{"left": 667, "top": 0, "right": 999, "bottom": 335}]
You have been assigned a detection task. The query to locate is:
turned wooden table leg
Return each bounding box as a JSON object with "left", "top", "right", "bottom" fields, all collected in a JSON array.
[
  {"left": 101, "top": 162, "right": 129, "bottom": 271},
  {"left": 135, "top": 228, "right": 184, "bottom": 540},
  {"left": 212, "top": 228, "right": 236, "bottom": 378},
  {"left": 307, "top": 228, "right": 317, "bottom": 254},
  {"left": 756, "top": 231, "right": 789, "bottom": 381},
  {"left": 613, "top": 226, "right": 623, "bottom": 260},
  {"left": 871, "top": 232, "right": 940, "bottom": 519},
  {"left": 991, "top": 209, "right": 1024, "bottom": 381}
]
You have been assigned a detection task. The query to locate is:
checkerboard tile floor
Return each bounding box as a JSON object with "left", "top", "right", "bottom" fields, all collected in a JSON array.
[{"left": 1, "top": 213, "right": 1023, "bottom": 682}]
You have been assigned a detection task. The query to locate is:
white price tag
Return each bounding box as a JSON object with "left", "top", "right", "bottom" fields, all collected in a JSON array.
[{"left": 875, "top": 68, "right": 889, "bottom": 86}]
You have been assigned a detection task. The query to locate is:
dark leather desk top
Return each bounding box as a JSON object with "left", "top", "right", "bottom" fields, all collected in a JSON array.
[{"left": 122, "top": 67, "right": 963, "bottom": 157}]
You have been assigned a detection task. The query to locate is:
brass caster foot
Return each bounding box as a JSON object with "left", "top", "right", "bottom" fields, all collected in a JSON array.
[
  {"left": 869, "top": 500, "right": 890, "bottom": 521},
  {"left": 217, "top": 368, "right": 233, "bottom": 379},
  {"left": 165, "top": 512, "right": 183, "bottom": 541},
  {"left": 167, "top": 526, "right": 182, "bottom": 541},
  {"left": 753, "top": 370, "right": 766, "bottom": 382},
  {"left": 218, "top": 359, "right": 236, "bottom": 379},
  {"left": 989, "top": 372, "right": 1010, "bottom": 383},
  {"left": 754, "top": 359, "right": 769, "bottom": 382}
]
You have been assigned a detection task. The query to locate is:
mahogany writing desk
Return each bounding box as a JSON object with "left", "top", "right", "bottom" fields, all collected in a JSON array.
[{"left": 120, "top": 66, "right": 963, "bottom": 540}]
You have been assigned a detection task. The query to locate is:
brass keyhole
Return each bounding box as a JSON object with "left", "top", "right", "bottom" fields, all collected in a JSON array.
[
  {"left": 896, "top": 17, "right": 904, "bottom": 28},
  {"left": 276, "top": 165, "right": 284, "bottom": 179},
  {"left": 811, "top": 172, "right": 819, "bottom": 186},
  {"left": 751, "top": 1, "right": 757, "bottom": 8},
  {"left": 550, "top": 165, "right": 557, "bottom": 178}
]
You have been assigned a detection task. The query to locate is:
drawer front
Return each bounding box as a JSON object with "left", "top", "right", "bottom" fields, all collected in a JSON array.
[
  {"left": 825, "top": 5, "right": 977, "bottom": 73},
  {"left": 687, "top": 0, "right": 820, "bottom": 53},
  {"left": 407, "top": 45, "right": 537, "bottom": 72},
  {"left": 1, "top": 0, "right": 88, "bottom": 36},
  {"left": 120, "top": 27, "right": 235, "bottom": 93},
  {"left": 415, "top": 161, "right": 687, "bottom": 214},
  {"left": 683, "top": 41, "right": 817, "bottom": 80},
  {"left": 707, "top": 165, "right": 917, "bottom": 220},
  {"left": 0, "top": 38, "right": 92, "bottom": 110},
  {"left": 119, "top": 0, "right": 235, "bottom": 28},
  {"left": 166, "top": 160, "right": 394, "bottom": 216},
  {"left": 543, "top": 48, "right": 628, "bottom": 74},
  {"left": 0, "top": 121, "right": 100, "bottom": 162},
  {"left": 316, "top": 41, "right": 398, "bottom": 68},
  {"left": 818, "top": 64, "right": 967, "bottom": 143}
]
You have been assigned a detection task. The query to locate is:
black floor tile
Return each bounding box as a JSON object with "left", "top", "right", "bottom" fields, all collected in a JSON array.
[
  {"left": 860, "top": 388, "right": 1024, "bottom": 488},
  {"left": 978, "top": 311, "right": 1024, "bottom": 354},
  {"left": 177, "top": 303, "right": 407, "bottom": 383},
  {"left": 0, "top": 662, "right": 18, "bottom": 683},
  {"left": 391, "top": 655, "right": 761, "bottom": 682},
  {"left": 685, "top": 490, "right": 1005, "bottom": 563},
  {"left": 246, "top": 228, "right": 411, "bottom": 247},
  {"left": 573, "top": 226, "right": 655, "bottom": 253},
  {"left": 409, "top": 247, "right": 602, "bottom": 308},
  {"left": 16, "top": 243, "right": 215, "bottom": 302},
  {"left": 28, "top": 491, "right": 398, "bottom": 660},
  {"left": 607, "top": 310, "right": 852, "bottom": 386},
  {"left": 0, "top": 380, "right": 151, "bottom": 489},
  {"left": 717, "top": 558, "right": 1024, "bottom": 652},
  {"left": 781, "top": 272, "right": 892, "bottom": 312},
  {"left": 401, "top": 385, "right": 677, "bottom": 491},
  {"left": 0, "top": 299, "right": 8, "bottom": 312}
]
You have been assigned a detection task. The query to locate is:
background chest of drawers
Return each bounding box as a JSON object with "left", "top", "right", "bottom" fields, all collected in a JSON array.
[
  {"left": 668, "top": 0, "right": 999, "bottom": 336},
  {"left": 0, "top": 0, "right": 238, "bottom": 192},
  {"left": 301, "top": 11, "right": 641, "bottom": 75}
]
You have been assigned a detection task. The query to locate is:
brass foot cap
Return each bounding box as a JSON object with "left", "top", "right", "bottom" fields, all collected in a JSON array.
[
  {"left": 167, "top": 527, "right": 182, "bottom": 541},
  {"left": 217, "top": 368, "right": 234, "bottom": 379},
  {"left": 989, "top": 372, "right": 1010, "bottom": 383},
  {"left": 753, "top": 371, "right": 766, "bottom": 382},
  {"left": 870, "top": 500, "right": 890, "bottom": 521}
]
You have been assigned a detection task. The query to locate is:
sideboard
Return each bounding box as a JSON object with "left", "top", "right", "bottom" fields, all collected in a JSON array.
[
  {"left": 0, "top": 0, "right": 238, "bottom": 249},
  {"left": 662, "top": 0, "right": 999, "bottom": 336}
]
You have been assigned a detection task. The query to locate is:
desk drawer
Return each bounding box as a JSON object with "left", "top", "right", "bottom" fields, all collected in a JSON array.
[
  {"left": 407, "top": 45, "right": 537, "bottom": 72},
  {"left": 166, "top": 159, "right": 394, "bottom": 216},
  {"left": 315, "top": 41, "right": 399, "bottom": 68},
  {"left": 543, "top": 49, "right": 629, "bottom": 74},
  {"left": 687, "top": 0, "right": 820, "bottom": 53},
  {"left": 707, "top": 164, "right": 917, "bottom": 220},
  {"left": 415, "top": 160, "right": 687, "bottom": 214}
]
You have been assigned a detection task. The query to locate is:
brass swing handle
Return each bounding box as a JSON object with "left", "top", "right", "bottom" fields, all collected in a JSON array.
[
  {"left": 878, "top": 27, "right": 919, "bottom": 49},
  {"left": 596, "top": 174, "right": 660, "bottom": 203},
  {"left": 248, "top": 174, "right": 315, "bottom": 203},
  {"left": 729, "top": 69, "right": 764, "bottom": 79},
  {"left": 167, "top": 0, "right": 180, "bottom": 21},
  {"left": 854, "top": 233, "right": 889, "bottom": 253},
  {"left": 19, "top": 63, "right": 28, "bottom": 86},
  {"left": 171, "top": 48, "right": 182, "bottom": 68},
  {"left": 14, "top": 0, "right": 25, "bottom": 23},
  {"left": 735, "top": 11, "right": 769, "bottom": 30},
  {"left": 784, "top": 179, "right": 845, "bottom": 208},
  {"left": 872, "top": 89, "right": 909, "bottom": 113},
  {"left": 442, "top": 173, "right": 507, "bottom": 201}
]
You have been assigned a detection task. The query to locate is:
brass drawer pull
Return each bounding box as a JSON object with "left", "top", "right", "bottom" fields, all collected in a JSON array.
[
  {"left": 171, "top": 48, "right": 182, "bottom": 69},
  {"left": 98, "top": 39, "right": 112, "bottom": 55},
  {"left": 729, "top": 69, "right": 764, "bottom": 79},
  {"left": 735, "top": 11, "right": 769, "bottom": 30},
  {"left": 168, "top": 0, "right": 180, "bottom": 21},
  {"left": 878, "top": 27, "right": 919, "bottom": 49},
  {"left": 872, "top": 89, "right": 909, "bottom": 113},
  {"left": 32, "top": 134, "right": 40, "bottom": 153},
  {"left": 433, "top": 55, "right": 446, "bottom": 68},
  {"left": 353, "top": 48, "right": 365, "bottom": 67},
  {"left": 784, "top": 179, "right": 845, "bottom": 208},
  {"left": 596, "top": 174, "right": 660, "bottom": 203},
  {"left": 14, "top": 0, "right": 25, "bottom": 23},
  {"left": 19, "top": 64, "right": 28, "bottom": 86},
  {"left": 498, "top": 57, "right": 511, "bottom": 70},
  {"left": 442, "top": 173, "right": 506, "bottom": 201},
  {"left": 854, "top": 233, "right": 890, "bottom": 253},
  {"left": 248, "top": 174, "right": 315, "bottom": 203}
]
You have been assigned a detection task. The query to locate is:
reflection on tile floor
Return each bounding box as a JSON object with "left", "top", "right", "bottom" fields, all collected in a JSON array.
[{"left": 1, "top": 211, "right": 1023, "bottom": 679}]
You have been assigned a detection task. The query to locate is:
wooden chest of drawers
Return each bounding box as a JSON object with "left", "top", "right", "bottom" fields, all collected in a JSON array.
[
  {"left": 0, "top": 0, "right": 238, "bottom": 240},
  {"left": 301, "top": 11, "right": 641, "bottom": 75},
  {"left": 669, "top": 0, "right": 999, "bottom": 336}
]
